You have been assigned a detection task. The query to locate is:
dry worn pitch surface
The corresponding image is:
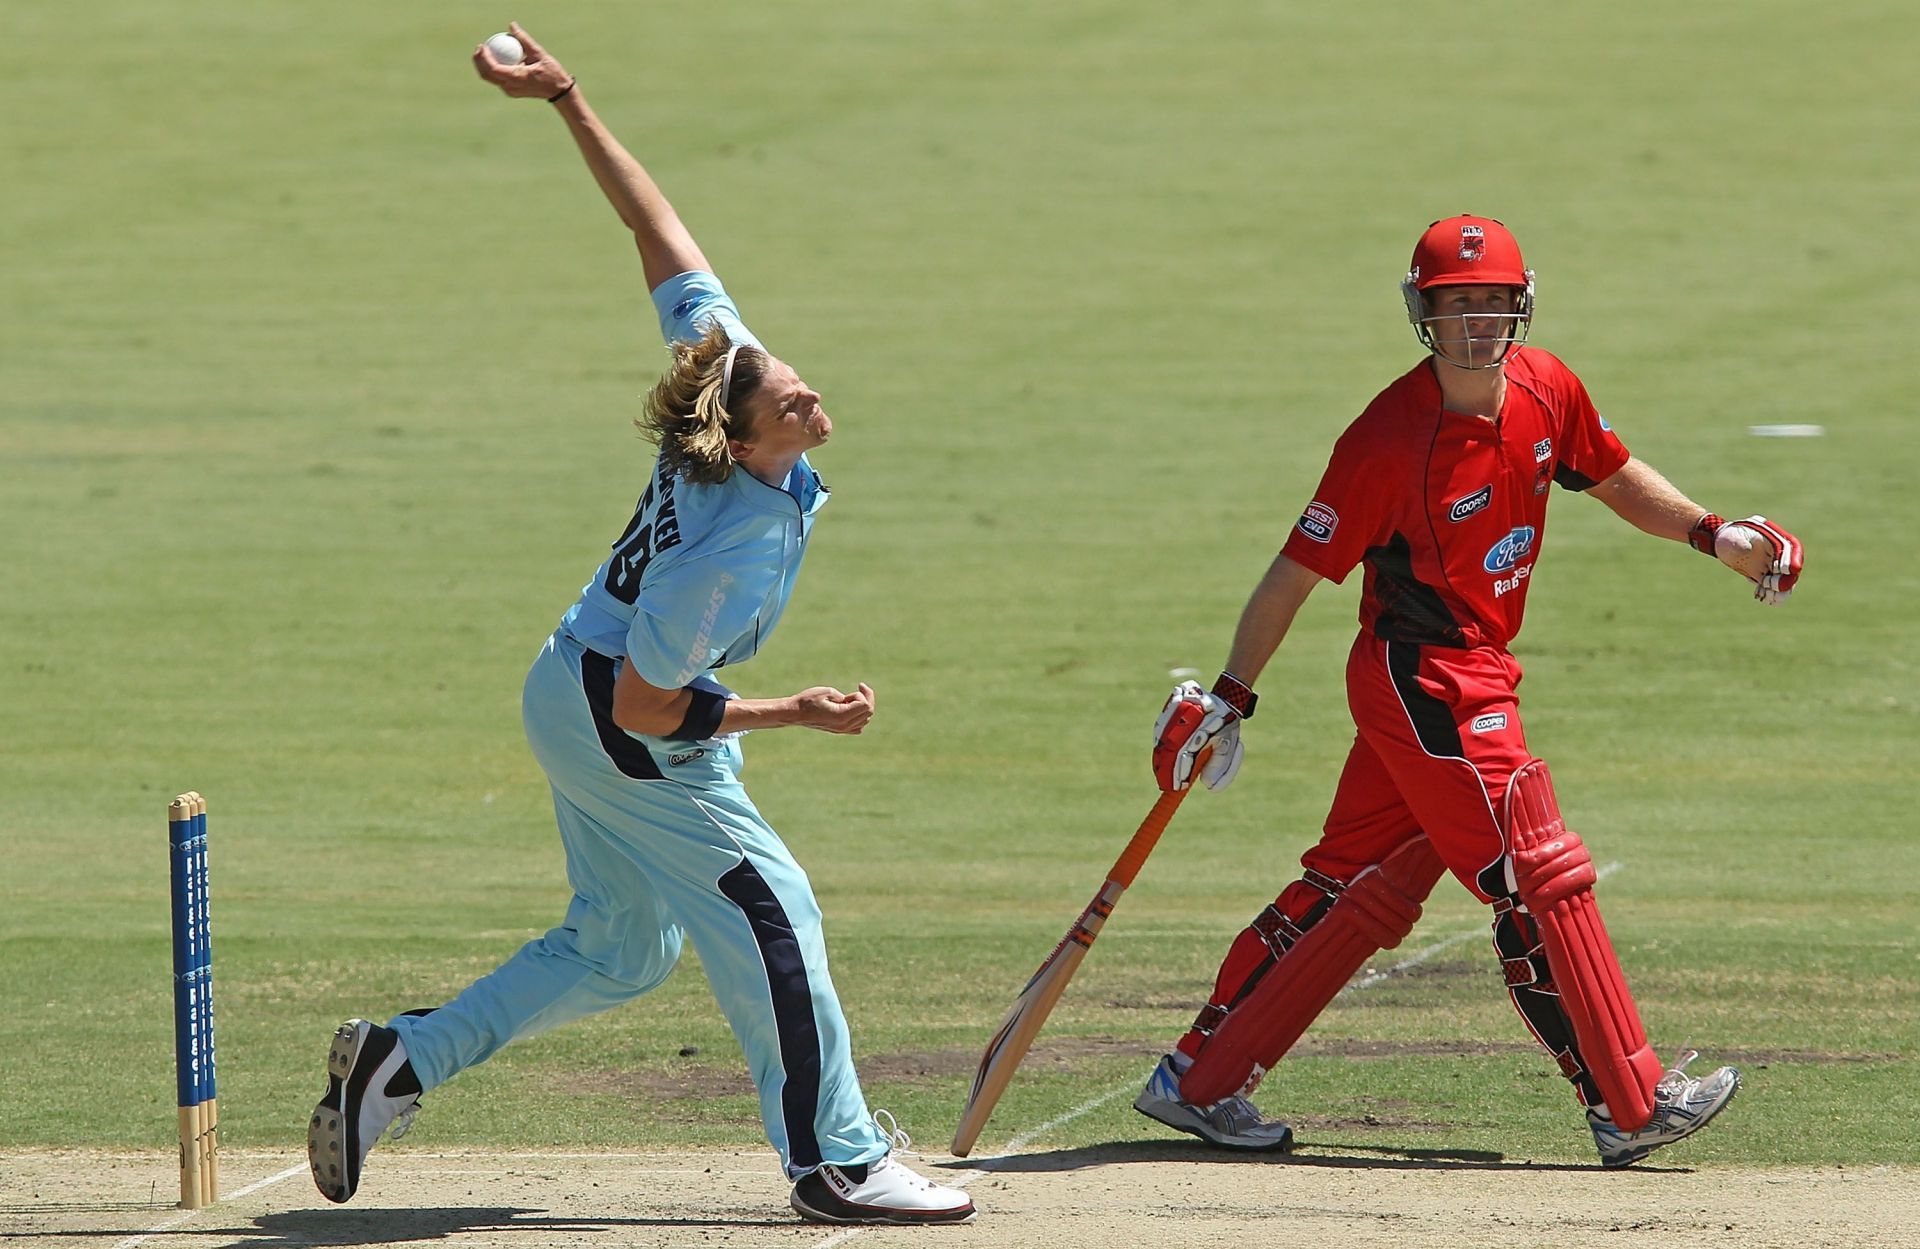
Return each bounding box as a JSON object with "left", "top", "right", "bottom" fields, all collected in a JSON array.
[{"left": 4, "top": 1148, "right": 1915, "bottom": 1249}]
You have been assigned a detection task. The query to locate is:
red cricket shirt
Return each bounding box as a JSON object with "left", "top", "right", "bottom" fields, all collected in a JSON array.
[{"left": 1281, "top": 347, "right": 1630, "bottom": 650}]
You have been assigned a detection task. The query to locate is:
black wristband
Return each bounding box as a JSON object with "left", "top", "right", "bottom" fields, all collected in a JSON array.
[
  {"left": 547, "top": 78, "right": 576, "bottom": 103},
  {"left": 1211, "top": 671, "right": 1257, "bottom": 720},
  {"left": 1688, "top": 512, "right": 1724, "bottom": 557},
  {"left": 667, "top": 688, "right": 727, "bottom": 742}
]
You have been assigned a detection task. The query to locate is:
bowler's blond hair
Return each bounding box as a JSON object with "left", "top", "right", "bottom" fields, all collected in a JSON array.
[{"left": 638, "top": 321, "right": 769, "bottom": 485}]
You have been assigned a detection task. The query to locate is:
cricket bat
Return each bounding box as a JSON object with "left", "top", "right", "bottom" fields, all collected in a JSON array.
[{"left": 950, "top": 766, "right": 1205, "bottom": 1157}]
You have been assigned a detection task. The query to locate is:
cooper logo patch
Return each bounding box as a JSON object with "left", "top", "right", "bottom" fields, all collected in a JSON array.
[
  {"left": 1458, "top": 224, "right": 1486, "bottom": 262},
  {"left": 1483, "top": 526, "right": 1536, "bottom": 573},
  {"left": 667, "top": 748, "right": 706, "bottom": 766},
  {"left": 1533, "top": 437, "right": 1553, "bottom": 462},
  {"left": 670, "top": 297, "right": 700, "bottom": 321},
  {"left": 1471, "top": 712, "right": 1508, "bottom": 734},
  {"left": 1449, "top": 485, "right": 1492, "bottom": 522},
  {"left": 1296, "top": 501, "right": 1339, "bottom": 544}
]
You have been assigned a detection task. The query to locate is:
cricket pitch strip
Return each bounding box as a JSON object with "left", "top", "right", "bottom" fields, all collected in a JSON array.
[{"left": 4, "top": 1147, "right": 1914, "bottom": 1248}]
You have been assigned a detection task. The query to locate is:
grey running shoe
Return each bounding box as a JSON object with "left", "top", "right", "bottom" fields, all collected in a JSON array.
[
  {"left": 1589, "top": 1049, "right": 1739, "bottom": 1168},
  {"left": 790, "top": 1155, "right": 976, "bottom": 1225},
  {"left": 1134, "top": 1054, "right": 1294, "bottom": 1151},
  {"left": 308, "top": 1019, "right": 423, "bottom": 1202}
]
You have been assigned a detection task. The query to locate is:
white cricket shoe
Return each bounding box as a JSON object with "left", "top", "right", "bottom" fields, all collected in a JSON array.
[
  {"left": 790, "top": 1155, "right": 976, "bottom": 1225},
  {"left": 308, "top": 1019, "right": 423, "bottom": 1202},
  {"left": 1134, "top": 1054, "right": 1294, "bottom": 1151},
  {"left": 1589, "top": 1049, "right": 1740, "bottom": 1168}
]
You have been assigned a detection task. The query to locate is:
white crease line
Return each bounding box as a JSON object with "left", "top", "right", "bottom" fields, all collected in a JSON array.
[
  {"left": 108, "top": 1208, "right": 198, "bottom": 1249},
  {"left": 110, "top": 1162, "right": 306, "bottom": 1249},
  {"left": 966, "top": 1082, "right": 1139, "bottom": 1170}
]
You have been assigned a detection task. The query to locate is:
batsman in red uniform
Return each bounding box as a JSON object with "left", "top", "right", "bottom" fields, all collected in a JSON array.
[{"left": 1134, "top": 215, "right": 1804, "bottom": 1167}]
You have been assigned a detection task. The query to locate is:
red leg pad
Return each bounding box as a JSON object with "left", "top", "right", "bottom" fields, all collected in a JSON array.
[
  {"left": 1180, "top": 838, "right": 1445, "bottom": 1106},
  {"left": 1507, "top": 760, "right": 1665, "bottom": 1132}
]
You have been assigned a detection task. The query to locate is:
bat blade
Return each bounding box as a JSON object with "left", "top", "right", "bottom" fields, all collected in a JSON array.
[
  {"left": 949, "top": 771, "right": 1200, "bottom": 1157},
  {"left": 949, "top": 892, "right": 1109, "bottom": 1157}
]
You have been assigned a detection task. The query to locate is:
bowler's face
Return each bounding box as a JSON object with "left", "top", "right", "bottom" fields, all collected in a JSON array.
[{"left": 743, "top": 357, "right": 831, "bottom": 455}]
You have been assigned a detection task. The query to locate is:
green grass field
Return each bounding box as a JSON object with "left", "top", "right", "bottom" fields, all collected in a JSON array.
[{"left": 3, "top": 0, "right": 1915, "bottom": 1172}]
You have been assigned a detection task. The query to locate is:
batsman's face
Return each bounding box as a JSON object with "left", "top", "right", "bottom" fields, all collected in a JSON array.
[
  {"left": 1422, "top": 285, "right": 1524, "bottom": 369},
  {"left": 741, "top": 357, "right": 832, "bottom": 458}
]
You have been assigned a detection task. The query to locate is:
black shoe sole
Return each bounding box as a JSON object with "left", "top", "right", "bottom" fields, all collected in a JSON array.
[
  {"left": 307, "top": 1021, "right": 400, "bottom": 1203},
  {"left": 791, "top": 1199, "right": 978, "bottom": 1225}
]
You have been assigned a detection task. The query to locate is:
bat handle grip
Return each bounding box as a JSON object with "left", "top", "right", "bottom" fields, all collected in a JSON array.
[
  {"left": 1109, "top": 788, "right": 1187, "bottom": 887},
  {"left": 1108, "top": 746, "right": 1209, "bottom": 888}
]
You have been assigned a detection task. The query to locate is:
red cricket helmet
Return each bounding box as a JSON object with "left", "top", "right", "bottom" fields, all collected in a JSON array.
[{"left": 1400, "top": 214, "right": 1536, "bottom": 368}]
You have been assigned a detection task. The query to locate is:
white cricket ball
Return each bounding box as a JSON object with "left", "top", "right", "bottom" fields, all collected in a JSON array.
[{"left": 484, "top": 32, "right": 525, "bottom": 66}]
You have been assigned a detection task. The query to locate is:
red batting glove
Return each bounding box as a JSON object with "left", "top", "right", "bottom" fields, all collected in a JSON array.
[{"left": 1152, "top": 678, "right": 1249, "bottom": 792}]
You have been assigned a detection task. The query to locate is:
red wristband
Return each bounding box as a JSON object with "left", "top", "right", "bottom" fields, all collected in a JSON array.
[
  {"left": 1211, "top": 671, "right": 1257, "bottom": 720},
  {"left": 1688, "top": 512, "right": 1724, "bottom": 556}
]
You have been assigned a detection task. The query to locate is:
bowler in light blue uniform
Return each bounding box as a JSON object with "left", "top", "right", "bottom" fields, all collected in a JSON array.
[
  {"left": 391, "top": 269, "right": 878, "bottom": 1173},
  {"left": 308, "top": 28, "right": 974, "bottom": 1225}
]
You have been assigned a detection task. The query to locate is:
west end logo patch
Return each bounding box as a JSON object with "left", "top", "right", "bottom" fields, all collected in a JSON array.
[
  {"left": 1449, "top": 485, "right": 1493, "bottom": 522},
  {"left": 1471, "top": 712, "right": 1508, "bottom": 734},
  {"left": 1458, "top": 225, "right": 1486, "bottom": 262},
  {"left": 1483, "top": 526, "right": 1536, "bottom": 573},
  {"left": 1297, "top": 501, "right": 1339, "bottom": 544},
  {"left": 1533, "top": 437, "right": 1553, "bottom": 463}
]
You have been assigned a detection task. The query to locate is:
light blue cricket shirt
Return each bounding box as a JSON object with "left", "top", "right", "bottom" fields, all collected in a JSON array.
[{"left": 559, "top": 271, "right": 828, "bottom": 689}]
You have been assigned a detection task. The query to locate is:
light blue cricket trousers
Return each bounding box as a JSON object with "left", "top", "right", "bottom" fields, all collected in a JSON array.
[{"left": 387, "top": 632, "right": 887, "bottom": 1177}]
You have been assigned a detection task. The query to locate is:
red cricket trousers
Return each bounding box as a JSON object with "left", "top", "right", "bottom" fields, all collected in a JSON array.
[{"left": 1309, "top": 634, "right": 1533, "bottom": 902}]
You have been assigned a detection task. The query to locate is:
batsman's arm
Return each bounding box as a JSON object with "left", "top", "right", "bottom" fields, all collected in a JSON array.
[
  {"left": 1587, "top": 456, "right": 1798, "bottom": 588},
  {"left": 1585, "top": 457, "right": 1708, "bottom": 544},
  {"left": 474, "top": 24, "right": 711, "bottom": 291},
  {"left": 1221, "top": 553, "right": 1323, "bottom": 686}
]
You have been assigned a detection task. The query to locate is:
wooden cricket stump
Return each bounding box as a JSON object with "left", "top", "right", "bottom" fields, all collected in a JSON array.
[{"left": 169, "top": 791, "right": 219, "bottom": 1208}]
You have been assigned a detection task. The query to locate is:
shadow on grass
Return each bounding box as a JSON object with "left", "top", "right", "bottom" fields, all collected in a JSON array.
[
  {"left": 950, "top": 1140, "right": 1692, "bottom": 1175},
  {"left": 0, "top": 1201, "right": 180, "bottom": 1214},
  {"left": 0, "top": 1207, "right": 798, "bottom": 1247},
  {"left": 244, "top": 1208, "right": 799, "bottom": 1245}
]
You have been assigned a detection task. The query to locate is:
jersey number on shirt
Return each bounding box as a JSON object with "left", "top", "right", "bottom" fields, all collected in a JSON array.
[{"left": 601, "top": 475, "right": 683, "bottom": 605}]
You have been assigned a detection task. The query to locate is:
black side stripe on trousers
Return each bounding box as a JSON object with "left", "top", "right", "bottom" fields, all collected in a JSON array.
[
  {"left": 579, "top": 651, "right": 663, "bottom": 780},
  {"left": 717, "top": 859, "right": 824, "bottom": 1171},
  {"left": 1385, "top": 640, "right": 1464, "bottom": 760}
]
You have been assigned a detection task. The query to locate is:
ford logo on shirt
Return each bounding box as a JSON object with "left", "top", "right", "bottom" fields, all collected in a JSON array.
[{"left": 1483, "top": 526, "right": 1536, "bottom": 573}]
